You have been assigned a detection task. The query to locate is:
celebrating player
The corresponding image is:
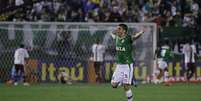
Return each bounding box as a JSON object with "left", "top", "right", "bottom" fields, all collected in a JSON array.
[{"left": 110, "top": 24, "right": 143, "bottom": 101}]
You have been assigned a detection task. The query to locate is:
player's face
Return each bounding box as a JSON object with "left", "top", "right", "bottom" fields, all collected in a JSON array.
[{"left": 116, "top": 26, "right": 125, "bottom": 37}]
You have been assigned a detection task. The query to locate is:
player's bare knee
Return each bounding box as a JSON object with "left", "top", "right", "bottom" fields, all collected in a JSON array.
[
  {"left": 112, "top": 85, "right": 118, "bottom": 88},
  {"left": 111, "top": 82, "right": 118, "bottom": 88}
]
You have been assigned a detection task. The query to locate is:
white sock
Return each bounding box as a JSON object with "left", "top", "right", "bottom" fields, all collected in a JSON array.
[
  {"left": 164, "top": 71, "right": 169, "bottom": 82},
  {"left": 126, "top": 89, "right": 133, "bottom": 101}
]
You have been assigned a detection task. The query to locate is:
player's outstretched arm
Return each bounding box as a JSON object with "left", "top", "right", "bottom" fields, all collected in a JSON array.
[{"left": 131, "top": 30, "right": 144, "bottom": 40}]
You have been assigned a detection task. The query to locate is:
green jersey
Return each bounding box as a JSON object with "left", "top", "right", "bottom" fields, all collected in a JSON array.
[
  {"left": 160, "top": 45, "right": 173, "bottom": 61},
  {"left": 115, "top": 34, "right": 133, "bottom": 64}
]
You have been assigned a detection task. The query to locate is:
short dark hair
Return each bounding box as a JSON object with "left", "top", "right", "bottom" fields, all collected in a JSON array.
[
  {"left": 20, "top": 44, "right": 25, "bottom": 48},
  {"left": 118, "top": 24, "right": 128, "bottom": 33},
  {"left": 95, "top": 38, "right": 100, "bottom": 44}
]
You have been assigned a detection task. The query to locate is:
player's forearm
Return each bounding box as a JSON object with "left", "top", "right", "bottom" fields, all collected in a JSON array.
[
  {"left": 132, "top": 31, "right": 144, "bottom": 40},
  {"left": 110, "top": 31, "right": 116, "bottom": 39}
]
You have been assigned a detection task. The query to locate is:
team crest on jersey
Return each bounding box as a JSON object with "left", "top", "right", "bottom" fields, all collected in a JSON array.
[{"left": 126, "top": 60, "right": 129, "bottom": 63}]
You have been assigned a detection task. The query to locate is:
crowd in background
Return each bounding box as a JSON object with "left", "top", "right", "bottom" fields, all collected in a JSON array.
[
  {"left": 0, "top": 0, "right": 200, "bottom": 27},
  {"left": 0, "top": 0, "right": 201, "bottom": 55}
]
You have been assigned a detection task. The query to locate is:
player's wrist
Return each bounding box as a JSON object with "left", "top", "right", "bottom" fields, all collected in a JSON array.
[{"left": 112, "top": 30, "right": 117, "bottom": 35}]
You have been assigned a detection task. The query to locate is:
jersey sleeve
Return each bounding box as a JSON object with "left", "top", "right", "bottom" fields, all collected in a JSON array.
[
  {"left": 14, "top": 50, "right": 17, "bottom": 58},
  {"left": 192, "top": 45, "right": 197, "bottom": 53},
  {"left": 102, "top": 45, "right": 106, "bottom": 53},
  {"left": 24, "top": 49, "right": 29, "bottom": 58},
  {"left": 92, "top": 44, "right": 95, "bottom": 54}
]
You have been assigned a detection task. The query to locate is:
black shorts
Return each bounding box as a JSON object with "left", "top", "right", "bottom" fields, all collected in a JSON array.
[
  {"left": 94, "top": 62, "right": 102, "bottom": 74},
  {"left": 15, "top": 64, "right": 25, "bottom": 74},
  {"left": 187, "top": 62, "right": 196, "bottom": 70}
]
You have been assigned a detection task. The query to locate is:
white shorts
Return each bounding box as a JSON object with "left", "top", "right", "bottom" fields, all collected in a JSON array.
[
  {"left": 111, "top": 63, "right": 134, "bottom": 85},
  {"left": 157, "top": 59, "right": 167, "bottom": 70}
]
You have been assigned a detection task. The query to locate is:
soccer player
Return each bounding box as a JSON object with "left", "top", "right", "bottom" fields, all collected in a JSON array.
[
  {"left": 92, "top": 38, "right": 105, "bottom": 83},
  {"left": 155, "top": 39, "right": 173, "bottom": 84},
  {"left": 14, "top": 44, "right": 29, "bottom": 86},
  {"left": 110, "top": 24, "right": 143, "bottom": 101},
  {"left": 182, "top": 40, "right": 197, "bottom": 81}
]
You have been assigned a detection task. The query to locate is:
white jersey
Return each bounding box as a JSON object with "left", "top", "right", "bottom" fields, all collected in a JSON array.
[
  {"left": 182, "top": 43, "right": 196, "bottom": 63},
  {"left": 14, "top": 48, "right": 29, "bottom": 65},
  {"left": 92, "top": 44, "right": 105, "bottom": 62}
]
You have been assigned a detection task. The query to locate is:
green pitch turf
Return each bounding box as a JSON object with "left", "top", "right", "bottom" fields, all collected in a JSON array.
[{"left": 1, "top": 83, "right": 201, "bottom": 101}]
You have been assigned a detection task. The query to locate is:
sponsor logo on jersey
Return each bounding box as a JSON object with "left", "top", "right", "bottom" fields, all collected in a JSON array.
[{"left": 116, "top": 47, "right": 126, "bottom": 51}]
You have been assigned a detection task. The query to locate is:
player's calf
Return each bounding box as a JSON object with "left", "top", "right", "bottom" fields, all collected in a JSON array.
[
  {"left": 126, "top": 89, "right": 133, "bottom": 101},
  {"left": 124, "top": 85, "right": 133, "bottom": 101}
]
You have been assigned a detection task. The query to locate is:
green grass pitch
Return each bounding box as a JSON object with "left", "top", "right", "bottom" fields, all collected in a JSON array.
[{"left": 1, "top": 83, "right": 201, "bottom": 101}]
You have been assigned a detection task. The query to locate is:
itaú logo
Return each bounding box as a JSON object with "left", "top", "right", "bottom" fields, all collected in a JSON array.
[{"left": 116, "top": 47, "right": 126, "bottom": 51}]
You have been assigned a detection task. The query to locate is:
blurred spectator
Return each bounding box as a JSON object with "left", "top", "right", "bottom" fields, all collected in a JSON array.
[
  {"left": 108, "top": 6, "right": 122, "bottom": 22},
  {"left": 15, "top": 0, "right": 24, "bottom": 6},
  {"left": 191, "top": 0, "right": 199, "bottom": 17},
  {"left": 56, "top": 31, "right": 73, "bottom": 56},
  {"left": 0, "top": 0, "right": 200, "bottom": 33}
]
